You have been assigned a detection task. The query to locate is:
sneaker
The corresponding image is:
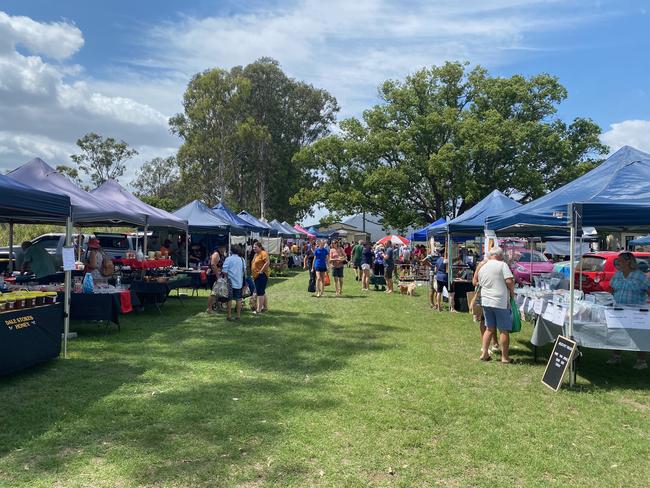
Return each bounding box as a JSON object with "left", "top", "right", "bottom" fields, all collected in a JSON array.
[
  {"left": 633, "top": 360, "right": 648, "bottom": 370},
  {"left": 606, "top": 356, "right": 622, "bottom": 365}
]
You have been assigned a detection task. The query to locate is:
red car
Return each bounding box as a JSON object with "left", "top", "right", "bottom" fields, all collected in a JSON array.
[{"left": 575, "top": 252, "right": 650, "bottom": 293}]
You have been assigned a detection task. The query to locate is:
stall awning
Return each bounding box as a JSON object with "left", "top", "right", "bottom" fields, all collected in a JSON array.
[
  {"left": 8, "top": 158, "right": 146, "bottom": 226},
  {"left": 487, "top": 146, "right": 650, "bottom": 233},
  {"left": 0, "top": 173, "right": 71, "bottom": 223},
  {"left": 173, "top": 200, "right": 238, "bottom": 234},
  {"left": 238, "top": 211, "right": 273, "bottom": 234},
  {"left": 212, "top": 203, "right": 259, "bottom": 234},
  {"left": 91, "top": 180, "right": 187, "bottom": 231}
]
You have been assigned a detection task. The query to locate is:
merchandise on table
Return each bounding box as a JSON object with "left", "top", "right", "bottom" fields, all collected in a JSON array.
[{"left": 0, "top": 291, "right": 58, "bottom": 312}]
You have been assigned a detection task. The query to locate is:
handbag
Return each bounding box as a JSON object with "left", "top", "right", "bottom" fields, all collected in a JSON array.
[
  {"left": 215, "top": 276, "right": 229, "bottom": 298},
  {"left": 324, "top": 271, "right": 331, "bottom": 287},
  {"left": 510, "top": 297, "right": 522, "bottom": 333}
]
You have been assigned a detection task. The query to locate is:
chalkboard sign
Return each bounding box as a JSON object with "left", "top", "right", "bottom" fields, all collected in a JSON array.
[{"left": 541, "top": 335, "right": 577, "bottom": 391}]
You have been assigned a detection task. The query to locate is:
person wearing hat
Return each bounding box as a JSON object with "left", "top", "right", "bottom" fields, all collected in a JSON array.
[
  {"left": 85, "top": 238, "right": 106, "bottom": 282},
  {"left": 607, "top": 251, "right": 650, "bottom": 370}
]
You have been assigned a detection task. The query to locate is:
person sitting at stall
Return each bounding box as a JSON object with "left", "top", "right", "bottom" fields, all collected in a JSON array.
[
  {"left": 20, "top": 240, "right": 56, "bottom": 280},
  {"left": 607, "top": 251, "right": 650, "bottom": 370},
  {"left": 159, "top": 239, "right": 173, "bottom": 257},
  {"left": 188, "top": 242, "right": 206, "bottom": 267}
]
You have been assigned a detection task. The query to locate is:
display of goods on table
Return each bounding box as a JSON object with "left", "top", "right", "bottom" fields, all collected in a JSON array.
[
  {"left": 114, "top": 258, "right": 174, "bottom": 269},
  {"left": 0, "top": 290, "right": 58, "bottom": 312}
]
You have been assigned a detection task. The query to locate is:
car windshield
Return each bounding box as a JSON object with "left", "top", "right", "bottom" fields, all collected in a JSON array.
[
  {"left": 517, "top": 252, "right": 548, "bottom": 263},
  {"left": 580, "top": 256, "right": 605, "bottom": 272}
]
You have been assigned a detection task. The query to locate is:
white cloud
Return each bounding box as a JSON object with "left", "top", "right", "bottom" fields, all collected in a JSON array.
[
  {"left": 0, "top": 10, "right": 175, "bottom": 175},
  {"left": 0, "top": 11, "right": 83, "bottom": 60},
  {"left": 601, "top": 120, "right": 650, "bottom": 154},
  {"left": 141, "top": 0, "right": 592, "bottom": 117}
]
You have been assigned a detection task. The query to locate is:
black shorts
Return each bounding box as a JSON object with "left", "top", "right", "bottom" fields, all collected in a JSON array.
[
  {"left": 332, "top": 267, "right": 344, "bottom": 278},
  {"left": 436, "top": 280, "right": 448, "bottom": 292},
  {"left": 385, "top": 265, "right": 394, "bottom": 279},
  {"left": 231, "top": 288, "right": 242, "bottom": 300},
  {"left": 353, "top": 259, "right": 362, "bottom": 269},
  {"left": 315, "top": 266, "right": 327, "bottom": 273}
]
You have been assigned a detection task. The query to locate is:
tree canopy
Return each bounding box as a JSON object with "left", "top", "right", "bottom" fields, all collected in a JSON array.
[
  {"left": 70, "top": 132, "right": 138, "bottom": 187},
  {"left": 170, "top": 58, "right": 338, "bottom": 221},
  {"left": 293, "top": 62, "right": 607, "bottom": 229}
]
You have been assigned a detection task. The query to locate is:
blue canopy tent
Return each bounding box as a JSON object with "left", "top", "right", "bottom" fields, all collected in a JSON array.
[
  {"left": 173, "top": 200, "right": 242, "bottom": 262},
  {"left": 630, "top": 235, "right": 650, "bottom": 247},
  {"left": 211, "top": 203, "right": 258, "bottom": 235},
  {"left": 486, "top": 146, "right": 650, "bottom": 234},
  {"left": 307, "top": 226, "right": 330, "bottom": 239},
  {"left": 281, "top": 221, "right": 301, "bottom": 239},
  {"left": 238, "top": 211, "right": 274, "bottom": 235},
  {"left": 485, "top": 146, "right": 650, "bottom": 384},
  {"left": 432, "top": 190, "right": 521, "bottom": 237},
  {"left": 0, "top": 174, "right": 75, "bottom": 361},
  {"left": 410, "top": 218, "right": 446, "bottom": 241},
  {"left": 269, "top": 220, "right": 294, "bottom": 238}
]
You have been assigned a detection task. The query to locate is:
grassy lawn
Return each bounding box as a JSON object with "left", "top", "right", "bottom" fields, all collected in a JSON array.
[{"left": 1, "top": 270, "right": 649, "bottom": 487}]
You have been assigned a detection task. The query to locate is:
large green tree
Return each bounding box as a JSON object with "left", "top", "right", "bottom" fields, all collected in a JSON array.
[
  {"left": 293, "top": 62, "right": 607, "bottom": 229},
  {"left": 70, "top": 132, "right": 138, "bottom": 187},
  {"left": 169, "top": 58, "right": 338, "bottom": 220}
]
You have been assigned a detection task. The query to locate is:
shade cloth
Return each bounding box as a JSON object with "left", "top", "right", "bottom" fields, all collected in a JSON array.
[
  {"left": 487, "top": 146, "right": 650, "bottom": 233},
  {"left": 430, "top": 190, "right": 521, "bottom": 237},
  {"left": 0, "top": 173, "right": 71, "bottom": 224},
  {"left": 8, "top": 158, "right": 146, "bottom": 226},
  {"left": 91, "top": 180, "right": 187, "bottom": 231},
  {"left": 173, "top": 200, "right": 240, "bottom": 234}
]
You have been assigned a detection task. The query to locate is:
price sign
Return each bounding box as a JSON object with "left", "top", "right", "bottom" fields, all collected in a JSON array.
[
  {"left": 605, "top": 308, "right": 650, "bottom": 330},
  {"left": 533, "top": 298, "right": 545, "bottom": 315},
  {"left": 542, "top": 335, "right": 577, "bottom": 392},
  {"left": 552, "top": 305, "right": 567, "bottom": 327},
  {"left": 542, "top": 302, "right": 556, "bottom": 322}
]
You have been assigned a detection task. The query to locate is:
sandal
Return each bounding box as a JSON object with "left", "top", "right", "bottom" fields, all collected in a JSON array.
[
  {"left": 501, "top": 359, "right": 516, "bottom": 364},
  {"left": 479, "top": 355, "right": 491, "bottom": 362}
]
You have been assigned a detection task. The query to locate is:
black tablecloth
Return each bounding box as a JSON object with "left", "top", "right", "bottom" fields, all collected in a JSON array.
[
  {"left": 69, "top": 291, "right": 140, "bottom": 326},
  {"left": 452, "top": 280, "right": 475, "bottom": 312},
  {"left": 129, "top": 281, "right": 171, "bottom": 307},
  {"left": 0, "top": 303, "right": 63, "bottom": 376}
]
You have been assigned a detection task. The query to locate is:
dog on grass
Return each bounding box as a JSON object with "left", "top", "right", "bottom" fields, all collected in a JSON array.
[{"left": 399, "top": 282, "right": 417, "bottom": 296}]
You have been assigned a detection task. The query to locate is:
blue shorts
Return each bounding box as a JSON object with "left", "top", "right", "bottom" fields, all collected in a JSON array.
[
  {"left": 254, "top": 273, "right": 268, "bottom": 296},
  {"left": 483, "top": 306, "right": 512, "bottom": 331},
  {"left": 314, "top": 266, "right": 327, "bottom": 273},
  {"left": 231, "top": 288, "right": 242, "bottom": 301}
]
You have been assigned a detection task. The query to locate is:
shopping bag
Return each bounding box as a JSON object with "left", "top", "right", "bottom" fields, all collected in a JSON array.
[
  {"left": 324, "top": 272, "right": 331, "bottom": 286},
  {"left": 510, "top": 297, "right": 522, "bottom": 333}
]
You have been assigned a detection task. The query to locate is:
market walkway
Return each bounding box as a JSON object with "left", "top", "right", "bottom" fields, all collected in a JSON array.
[{"left": 1, "top": 271, "right": 649, "bottom": 487}]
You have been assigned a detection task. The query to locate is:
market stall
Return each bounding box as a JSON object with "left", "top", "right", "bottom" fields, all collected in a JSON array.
[
  {"left": 0, "top": 173, "right": 71, "bottom": 375},
  {"left": 487, "top": 146, "right": 650, "bottom": 381}
]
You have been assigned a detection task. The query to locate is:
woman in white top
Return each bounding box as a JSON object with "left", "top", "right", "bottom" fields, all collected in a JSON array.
[{"left": 477, "top": 247, "right": 515, "bottom": 363}]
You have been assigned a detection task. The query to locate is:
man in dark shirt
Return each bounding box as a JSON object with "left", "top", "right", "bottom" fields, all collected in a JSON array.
[{"left": 384, "top": 242, "right": 395, "bottom": 294}]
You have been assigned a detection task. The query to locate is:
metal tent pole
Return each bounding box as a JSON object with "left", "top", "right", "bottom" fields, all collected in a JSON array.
[
  {"left": 446, "top": 232, "right": 452, "bottom": 295},
  {"left": 63, "top": 216, "right": 73, "bottom": 359},
  {"left": 143, "top": 219, "right": 149, "bottom": 254},
  {"left": 568, "top": 204, "right": 577, "bottom": 387},
  {"left": 185, "top": 233, "right": 189, "bottom": 268},
  {"left": 8, "top": 221, "right": 14, "bottom": 273}
]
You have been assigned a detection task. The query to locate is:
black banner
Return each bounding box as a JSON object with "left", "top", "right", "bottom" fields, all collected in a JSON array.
[{"left": 0, "top": 303, "right": 63, "bottom": 376}]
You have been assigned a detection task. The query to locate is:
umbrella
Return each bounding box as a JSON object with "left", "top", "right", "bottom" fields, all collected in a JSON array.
[{"left": 376, "top": 235, "right": 410, "bottom": 246}]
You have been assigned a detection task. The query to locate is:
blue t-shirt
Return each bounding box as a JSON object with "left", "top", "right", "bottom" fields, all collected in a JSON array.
[
  {"left": 314, "top": 247, "right": 329, "bottom": 269},
  {"left": 435, "top": 256, "right": 448, "bottom": 282}
]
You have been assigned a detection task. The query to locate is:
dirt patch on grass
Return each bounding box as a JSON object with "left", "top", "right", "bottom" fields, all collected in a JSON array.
[{"left": 618, "top": 397, "right": 650, "bottom": 412}]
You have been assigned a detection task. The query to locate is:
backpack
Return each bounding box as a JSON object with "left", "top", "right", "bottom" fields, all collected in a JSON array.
[{"left": 100, "top": 252, "right": 115, "bottom": 277}]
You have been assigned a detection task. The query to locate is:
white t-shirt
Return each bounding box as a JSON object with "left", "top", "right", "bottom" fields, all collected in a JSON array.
[{"left": 477, "top": 259, "right": 513, "bottom": 309}]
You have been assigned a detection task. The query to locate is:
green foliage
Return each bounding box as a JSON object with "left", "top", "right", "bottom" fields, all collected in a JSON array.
[
  {"left": 70, "top": 132, "right": 138, "bottom": 187},
  {"left": 170, "top": 58, "right": 338, "bottom": 220},
  {"left": 131, "top": 156, "right": 183, "bottom": 210},
  {"left": 55, "top": 165, "right": 87, "bottom": 190},
  {"left": 294, "top": 61, "right": 608, "bottom": 229}
]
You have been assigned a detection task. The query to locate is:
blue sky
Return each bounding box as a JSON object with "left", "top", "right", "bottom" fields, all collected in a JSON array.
[{"left": 1, "top": 0, "right": 649, "bottom": 190}]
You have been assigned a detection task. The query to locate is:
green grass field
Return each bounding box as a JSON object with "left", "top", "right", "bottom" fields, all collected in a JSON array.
[{"left": 1, "top": 271, "right": 649, "bottom": 487}]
